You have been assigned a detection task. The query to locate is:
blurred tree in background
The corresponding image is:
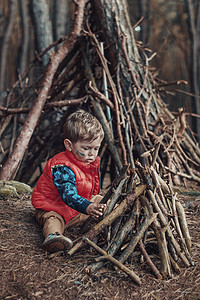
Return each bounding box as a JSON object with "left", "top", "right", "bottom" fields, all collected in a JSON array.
[{"left": 128, "top": 0, "right": 200, "bottom": 136}]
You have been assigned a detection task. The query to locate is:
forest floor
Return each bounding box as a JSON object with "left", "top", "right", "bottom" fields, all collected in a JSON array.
[{"left": 0, "top": 186, "right": 200, "bottom": 300}]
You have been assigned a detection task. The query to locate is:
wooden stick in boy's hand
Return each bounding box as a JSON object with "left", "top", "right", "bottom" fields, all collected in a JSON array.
[
  {"left": 80, "top": 164, "right": 129, "bottom": 233},
  {"left": 86, "top": 203, "right": 106, "bottom": 219}
]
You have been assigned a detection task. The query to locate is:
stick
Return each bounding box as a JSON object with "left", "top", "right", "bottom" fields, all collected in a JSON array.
[
  {"left": 103, "top": 177, "right": 128, "bottom": 217},
  {"left": 138, "top": 240, "right": 162, "bottom": 280},
  {"left": 152, "top": 220, "right": 172, "bottom": 278},
  {"left": 169, "top": 254, "right": 181, "bottom": 274},
  {"left": 80, "top": 164, "right": 129, "bottom": 233},
  {"left": 118, "top": 213, "right": 158, "bottom": 264},
  {"left": 83, "top": 237, "right": 141, "bottom": 285},
  {"left": 87, "top": 202, "right": 140, "bottom": 273},
  {"left": 176, "top": 201, "right": 192, "bottom": 253},
  {"left": 148, "top": 189, "right": 190, "bottom": 267},
  {"left": 68, "top": 184, "right": 146, "bottom": 255},
  {"left": 171, "top": 194, "right": 192, "bottom": 262},
  {"left": 165, "top": 166, "right": 200, "bottom": 183}
]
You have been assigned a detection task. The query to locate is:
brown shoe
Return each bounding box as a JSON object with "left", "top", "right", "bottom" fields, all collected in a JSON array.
[{"left": 42, "top": 232, "right": 73, "bottom": 253}]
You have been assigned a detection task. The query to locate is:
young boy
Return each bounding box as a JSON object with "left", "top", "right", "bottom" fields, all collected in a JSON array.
[{"left": 32, "top": 109, "right": 105, "bottom": 253}]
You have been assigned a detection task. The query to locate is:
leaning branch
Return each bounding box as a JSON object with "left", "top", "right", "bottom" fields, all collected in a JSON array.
[
  {"left": 83, "top": 237, "right": 141, "bottom": 285},
  {"left": 0, "top": 0, "right": 87, "bottom": 180}
]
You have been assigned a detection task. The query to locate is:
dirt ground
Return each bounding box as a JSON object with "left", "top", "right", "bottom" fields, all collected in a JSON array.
[{"left": 0, "top": 187, "right": 200, "bottom": 300}]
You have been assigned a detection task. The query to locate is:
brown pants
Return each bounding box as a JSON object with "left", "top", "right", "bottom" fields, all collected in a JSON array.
[{"left": 35, "top": 195, "right": 102, "bottom": 239}]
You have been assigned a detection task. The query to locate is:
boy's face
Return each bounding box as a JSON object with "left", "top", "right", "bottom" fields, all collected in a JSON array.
[{"left": 64, "top": 136, "right": 102, "bottom": 163}]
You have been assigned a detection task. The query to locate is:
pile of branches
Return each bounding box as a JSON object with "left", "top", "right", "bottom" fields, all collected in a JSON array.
[{"left": 68, "top": 164, "right": 193, "bottom": 285}]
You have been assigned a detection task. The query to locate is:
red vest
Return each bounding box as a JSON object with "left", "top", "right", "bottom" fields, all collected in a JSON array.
[{"left": 31, "top": 149, "right": 100, "bottom": 224}]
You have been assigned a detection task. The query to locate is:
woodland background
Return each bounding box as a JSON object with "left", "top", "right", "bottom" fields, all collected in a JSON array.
[{"left": 0, "top": 1, "right": 200, "bottom": 298}]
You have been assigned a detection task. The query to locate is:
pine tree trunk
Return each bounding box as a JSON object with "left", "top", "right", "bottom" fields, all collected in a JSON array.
[{"left": 30, "top": 0, "right": 53, "bottom": 65}]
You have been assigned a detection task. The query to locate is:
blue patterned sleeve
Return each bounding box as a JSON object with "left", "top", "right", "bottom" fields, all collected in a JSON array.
[{"left": 52, "top": 165, "right": 91, "bottom": 214}]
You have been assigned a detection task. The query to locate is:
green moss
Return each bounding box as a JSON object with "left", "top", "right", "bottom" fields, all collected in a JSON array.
[{"left": 0, "top": 181, "right": 33, "bottom": 198}]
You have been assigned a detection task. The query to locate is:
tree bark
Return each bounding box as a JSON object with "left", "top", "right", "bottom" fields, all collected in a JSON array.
[
  {"left": 0, "top": 0, "right": 16, "bottom": 99},
  {"left": 53, "top": 0, "right": 71, "bottom": 40},
  {"left": 30, "top": 0, "right": 53, "bottom": 65},
  {"left": 185, "top": 0, "right": 200, "bottom": 139},
  {"left": 18, "top": 0, "right": 30, "bottom": 75}
]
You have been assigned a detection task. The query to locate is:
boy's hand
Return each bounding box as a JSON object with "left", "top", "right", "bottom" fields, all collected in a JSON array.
[{"left": 86, "top": 203, "right": 106, "bottom": 218}]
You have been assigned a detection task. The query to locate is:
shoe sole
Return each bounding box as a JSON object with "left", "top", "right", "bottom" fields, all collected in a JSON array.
[{"left": 42, "top": 236, "right": 73, "bottom": 253}]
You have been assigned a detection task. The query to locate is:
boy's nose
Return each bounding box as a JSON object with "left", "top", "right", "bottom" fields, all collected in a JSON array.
[{"left": 88, "top": 149, "right": 95, "bottom": 156}]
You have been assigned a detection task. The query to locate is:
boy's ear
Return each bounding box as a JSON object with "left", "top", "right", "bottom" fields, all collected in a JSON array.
[{"left": 64, "top": 139, "right": 72, "bottom": 151}]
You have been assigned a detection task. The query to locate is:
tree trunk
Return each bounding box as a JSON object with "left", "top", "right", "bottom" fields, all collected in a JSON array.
[
  {"left": 91, "top": 0, "right": 164, "bottom": 160},
  {"left": 53, "top": 0, "right": 71, "bottom": 40},
  {"left": 30, "top": 0, "right": 53, "bottom": 65},
  {"left": 0, "top": 0, "right": 16, "bottom": 100},
  {"left": 18, "top": 0, "right": 30, "bottom": 74},
  {"left": 186, "top": 0, "right": 200, "bottom": 140}
]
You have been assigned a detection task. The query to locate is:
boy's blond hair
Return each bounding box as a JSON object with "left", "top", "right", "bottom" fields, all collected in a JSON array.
[{"left": 63, "top": 109, "right": 104, "bottom": 143}]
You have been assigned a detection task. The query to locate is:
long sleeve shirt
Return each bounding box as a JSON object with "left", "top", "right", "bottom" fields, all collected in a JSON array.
[{"left": 52, "top": 165, "right": 91, "bottom": 214}]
